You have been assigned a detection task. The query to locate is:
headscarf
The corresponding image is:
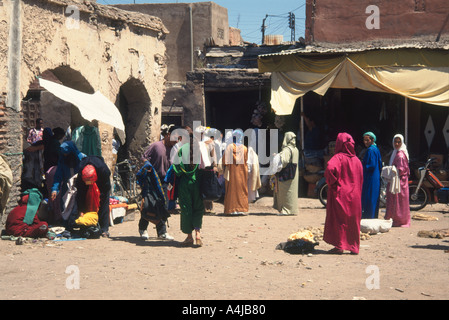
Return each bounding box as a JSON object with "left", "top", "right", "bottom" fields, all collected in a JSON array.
[
  {"left": 233, "top": 129, "right": 244, "bottom": 146},
  {"left": 60, "top": 141, "right": 86, "bottom": 161},
  {"left": 389, "top": 134, "right": 409, "bottom": 166},
  {"left": 224, "top": 130, "right": 233, "bottom": 145},
  {"left": 282, "top": 132, "right": 297, "bottom": 149},
  {"left": 335, "top": 132, "right": 356, "bottom": 157},
  {"left": 363, "top": 132, "right": 377, "bottom": 146},
  {"left": 82, "top": 165, "right": 100, "bottom": 213}
]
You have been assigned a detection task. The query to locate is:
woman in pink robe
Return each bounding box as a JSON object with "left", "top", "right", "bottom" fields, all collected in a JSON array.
[
  {"left": 385, "top": 134, "right": 410, "bottom": 227},
  {"left": 324, "top": 133, "right": 363, "bottom": 255}
]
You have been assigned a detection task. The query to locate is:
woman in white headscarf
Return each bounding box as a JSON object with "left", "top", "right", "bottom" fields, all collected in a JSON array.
[{"left": 385, "top": 134, "right": 410, "bottom": 227}]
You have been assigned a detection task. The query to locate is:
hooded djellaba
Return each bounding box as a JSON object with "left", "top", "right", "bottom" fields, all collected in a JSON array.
[
  {"left": 323, "top": 132, "right": 363, "bottom": 255},
  {"left": 272, "top": 132, "right": 300, "bottom": 216}
]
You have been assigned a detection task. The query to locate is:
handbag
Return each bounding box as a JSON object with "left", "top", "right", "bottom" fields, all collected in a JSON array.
[
  {"left": 276, "top": 147, "right": 297, "bottom": 182},
  {"left": 200, "top": 169, "right": 223, "bottom": 201}
]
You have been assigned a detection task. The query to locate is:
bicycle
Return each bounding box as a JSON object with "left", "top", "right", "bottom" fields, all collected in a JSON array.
[{"left": 112, "top": 159, "right": 141, "bottom": 208}]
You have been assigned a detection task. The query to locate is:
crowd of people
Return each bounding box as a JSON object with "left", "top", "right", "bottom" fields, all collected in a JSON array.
[
  {"left": 323, "top": 132, "right": 410, "bottom": 255},
  {"left": 6, "top": 118, "right": 111, "bottom": 239},
  {"left": 4, "top": 117, "right": 412, "bottom": 255}
]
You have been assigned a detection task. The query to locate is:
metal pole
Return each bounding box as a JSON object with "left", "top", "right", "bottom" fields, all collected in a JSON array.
[
  {"left": 261, "top": 14, "right": 268, "bottom": 45},
  {"left": 405, "top": 97, "right": 409, "bottom": 145},
  {"left": 190, "top": 5, "right": 194, "bottom": 71},
  {"left": 301, "top": 97, "right": 305, "bottom": 151}
]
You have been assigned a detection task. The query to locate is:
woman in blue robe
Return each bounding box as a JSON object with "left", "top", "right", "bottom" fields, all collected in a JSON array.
[{"left": 361, "top": 132, "right": 383, "bottom": 219}]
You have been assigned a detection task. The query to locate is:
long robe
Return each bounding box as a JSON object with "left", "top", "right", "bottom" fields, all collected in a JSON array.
[
  {"left": 324, "top": 133, "right": 363, "bottom": 254},
  {"left": 385, "top": 150, "right": 410, "bottom": 227},
  {"left": 173, "top": 143, "right": 204, "bottom": 234},
  {"left": 273, "top": 132, "right": 299, "bottom": 215},
  {"left": 361, "top": 145, "right": 382, "bottom": 219},
  {"left": 223, "top": 143, "right": 248, "bottom": 214},
  {"left": 248, "top": 147, "right": 262, "bottom": 203}
]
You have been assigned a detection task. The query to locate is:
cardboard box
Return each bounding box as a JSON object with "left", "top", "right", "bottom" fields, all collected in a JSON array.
[{"left": 109, "top": 203, "right": 128, "bottom": 226}]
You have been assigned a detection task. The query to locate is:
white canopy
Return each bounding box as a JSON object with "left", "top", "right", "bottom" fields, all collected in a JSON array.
[{"left": 38, "top": 78, "right": 125, "bottom": 136}]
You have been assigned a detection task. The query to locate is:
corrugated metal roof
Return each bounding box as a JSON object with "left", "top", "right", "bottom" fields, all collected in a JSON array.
[{"left": 259, "top": 41, "right": 449, "bottom": 58}]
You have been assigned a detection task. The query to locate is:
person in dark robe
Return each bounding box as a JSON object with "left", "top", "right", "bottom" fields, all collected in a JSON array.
[
  {"left": 138, "top": 125, "right": 176, "bottom": 240},
  {"left": 44, "top": 127, "right": 65, "bottom": 172},
  {"left": 74, "top": 156, "right": 111, "bottom": 237}
]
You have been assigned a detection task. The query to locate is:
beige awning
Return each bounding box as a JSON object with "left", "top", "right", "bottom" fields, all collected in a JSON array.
[
  {"left": 258, "top": 48, "right": 449, "bottom": 115},
  {"left": 39, "top": 78, "right": 125, "bottom": 138}
]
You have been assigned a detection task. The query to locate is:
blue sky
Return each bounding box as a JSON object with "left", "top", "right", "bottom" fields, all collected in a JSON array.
[{"left": 96, "top": 0, "right": 306, "bottom": 44}]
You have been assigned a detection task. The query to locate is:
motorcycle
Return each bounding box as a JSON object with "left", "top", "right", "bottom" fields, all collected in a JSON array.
[{"left": 409, "top": 157, "right": 448, "bottom": 211}]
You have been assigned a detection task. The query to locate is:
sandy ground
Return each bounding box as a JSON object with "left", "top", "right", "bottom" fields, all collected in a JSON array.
[{"left": 0, "top": 196, "right": 448, "bottom": 301}]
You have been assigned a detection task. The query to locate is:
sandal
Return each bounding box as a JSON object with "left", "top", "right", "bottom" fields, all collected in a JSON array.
[
  {"left": 327, "top": 248, "right": 344, "bottom": 255},
  {"left": 195, "top": 237, "right": 203, "bottom": 247},
  {"left": 194, "top": 229, "right": 203, "bottom": 247},
  {"left": 182, "top": 237, "right": 194, "bottom": 247}
]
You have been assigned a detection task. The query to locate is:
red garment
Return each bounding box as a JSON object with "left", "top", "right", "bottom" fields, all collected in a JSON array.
[
  {"left": 324, "top": 133, "right": 363, "bottom": 254},
  {"left": 82, "top": 164, "right": 97, "bottom": 182},
  {"left": 82, "top": 165, "right": 100, "bottom": 213},
  {"left": 5, "top": 196, "right": 48, "bottom": 238}
]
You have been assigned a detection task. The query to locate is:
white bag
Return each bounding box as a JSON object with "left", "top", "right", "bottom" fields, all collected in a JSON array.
[{"left": 360, "top": 219, "right": 393, "bottom": 235}]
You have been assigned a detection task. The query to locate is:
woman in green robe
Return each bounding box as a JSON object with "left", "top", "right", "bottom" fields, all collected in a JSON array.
[
  {"left": 172, "top": 138, "right": 205, "bottom": 246},
  {"left": 273, "top": 132, "right": 300, "bottom": 216}
]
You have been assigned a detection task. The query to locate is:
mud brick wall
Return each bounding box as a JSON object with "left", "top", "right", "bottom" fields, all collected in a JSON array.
[{"left": 0, "top": 93, "right": 23, "bottom": 230}]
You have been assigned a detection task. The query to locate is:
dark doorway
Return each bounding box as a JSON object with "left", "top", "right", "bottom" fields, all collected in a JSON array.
[{"left": 206, "top": 90, "right": 269, "bottom": 132}]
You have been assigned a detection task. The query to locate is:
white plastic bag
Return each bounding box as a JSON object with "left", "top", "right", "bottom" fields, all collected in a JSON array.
[{"left": 360, "top": 219, "right": 393, "bottom": 235}]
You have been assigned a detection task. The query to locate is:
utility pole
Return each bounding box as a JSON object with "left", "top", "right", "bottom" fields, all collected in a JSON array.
[
  {"left": 261, "top": 14, "right": 268, "bottom": 45},
  {"left": 289, "top": 12, "right": 296, "bottom": 42}
]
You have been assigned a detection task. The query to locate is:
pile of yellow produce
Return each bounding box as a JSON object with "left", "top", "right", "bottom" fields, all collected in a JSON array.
[{"left": 288, "top": 230, "right": 316, "bottom": 243}]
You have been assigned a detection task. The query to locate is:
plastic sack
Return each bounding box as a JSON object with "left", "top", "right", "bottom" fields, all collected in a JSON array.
[{"left": 360, "top": 219, "right": 393, "bottom": 235}]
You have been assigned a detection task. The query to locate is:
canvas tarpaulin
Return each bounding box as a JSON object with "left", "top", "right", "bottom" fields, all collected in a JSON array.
[
  {"left": 38, "top": 78, "right": 125, "bottom": 137},
  {"left": 258, "top": 49, "right": 449, "bottom": 115}
]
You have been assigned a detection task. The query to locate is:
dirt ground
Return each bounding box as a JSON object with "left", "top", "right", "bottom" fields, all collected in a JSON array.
[{"left": 0, "top": 196, "right": 448, "bottom": 301}]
